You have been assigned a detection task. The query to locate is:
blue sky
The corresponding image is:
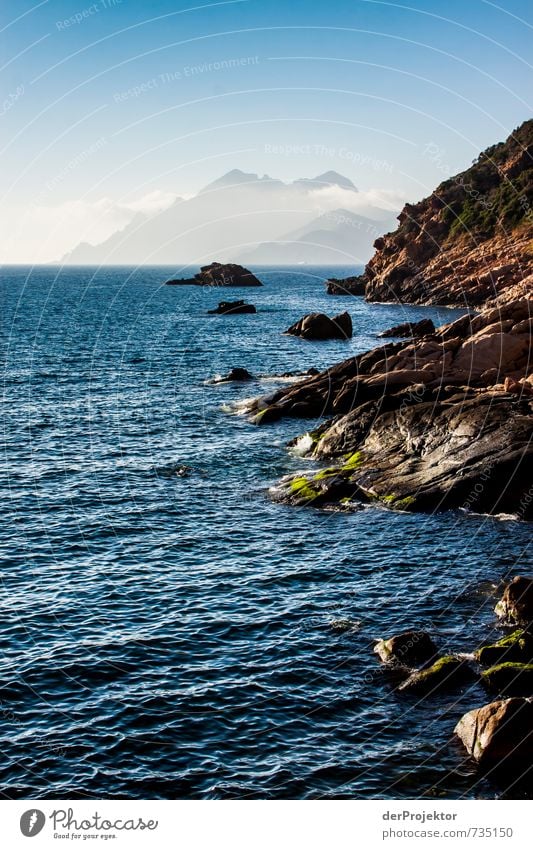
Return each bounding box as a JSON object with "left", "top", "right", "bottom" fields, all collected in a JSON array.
[{"left": 1, "top": 0, "right": 532, "bottom": 260}]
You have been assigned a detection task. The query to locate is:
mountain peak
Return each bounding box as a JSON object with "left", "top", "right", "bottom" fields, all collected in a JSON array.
[
  {"left": 293, "top": 171, "right": 358, "bottom": 192},
  {"left": 199, "top": 169, "right": 283, "bottom": 192}
]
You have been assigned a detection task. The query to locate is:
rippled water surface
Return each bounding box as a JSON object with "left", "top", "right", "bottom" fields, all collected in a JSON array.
[{"left": 1, "top": 265, "right": 531, "bottom": 799}]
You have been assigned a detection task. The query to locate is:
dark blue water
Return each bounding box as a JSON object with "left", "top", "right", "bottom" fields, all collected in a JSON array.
[{"left": 1, "top": 265, "right": 531, "bottom": 800}]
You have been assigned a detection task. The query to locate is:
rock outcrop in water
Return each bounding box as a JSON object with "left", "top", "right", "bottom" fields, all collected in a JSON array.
[
  {"left": 326, "top": 275, "right": 366, "bottom": 296},
  {"left": 208, "top": 300, "right": 256, "bottom": 314},
  {"left": 354, "top": 120, "right": 533, "bottom": 307},
  {"left": 248, "top": 298, "right": 533, "bottom": 517},
  {"left": 212, "top": 367, "right": 255, "bottom": 383},
  {"left": 494, "top": 576, "right": 533, "bottom": 626},
  {"left": 398, "top": 655, "right": 473, "bottom": 693},
  {"left": 285, "top": 311, "right": 353, "bottom": 340},
  {"left": 455, "top": 697, "right": 533, "bottom": 769},
  {"left": 374, "top": 630, "right": 438, "bottom": 667},
  {"left": 166, "top": 262, "right": 262, "bottom": 287}
]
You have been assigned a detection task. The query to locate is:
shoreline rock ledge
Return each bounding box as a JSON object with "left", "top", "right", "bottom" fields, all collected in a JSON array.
[
  {"left": 250, "top": 297, "right": 533, "bottom": 518},
  {"left": 166, "top": 262, "right": 262, "bottom": 287}
]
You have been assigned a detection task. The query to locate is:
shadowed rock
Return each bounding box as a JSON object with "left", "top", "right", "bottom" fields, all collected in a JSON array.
[
  {"left": 374, "top": 631, "right": 438, "bottom": 667},
  {"left": 397, "top": 655, "right": 473, "bottom": 693},
  {"left": 166, "top": 262, "right": 262, "bottom": 287},
  {"left": 326, "top": 275, "right": 366, "bottom": 296},
  {"left": 212, "top": 367, "right": 255, "bottom": 383},
  {"left": 378, "top": 318, "right": 435, "bottom": 338},
  {"left": 285, "top": 311, "right": 353, "bottom": 340},
  {"left": 475, "top": 630, "right": 533, "bottom": 666},
  {"left": 208, "top": 300, "right": 256, "bottom": 315},
  {"left": 482, "top": 662, "right": 533, "bottom": 695}
]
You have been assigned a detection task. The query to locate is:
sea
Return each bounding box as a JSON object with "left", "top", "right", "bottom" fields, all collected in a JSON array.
[{"left": 1, "top": 264, "right": 531, "bottom": 799}]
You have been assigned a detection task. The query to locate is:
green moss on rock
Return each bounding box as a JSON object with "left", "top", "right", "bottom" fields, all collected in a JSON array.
[
  {"left": 476, "top": 630, "right": 533, "bottom": 666},
  {"left": 313, "top": 468, "right": 338, "bottom": 481},
  {"left": 342, "top": 451, "right": 363, "bottom": 471},
  {"left": 398, "top": 655, "right": 472, "bottom": 693},
  {"left": 482, "top": 662, "right": 533, "bottom": 695},
  {"left": 288, "top": 477, "right": 319, "bottom": 502}
]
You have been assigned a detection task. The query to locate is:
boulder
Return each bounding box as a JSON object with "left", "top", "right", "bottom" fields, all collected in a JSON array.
[
  {"left": 495, "top": 576, "right": 533, "bottom": 625},
  {"left": 374, "top": 630, "right": 438, "bottom": 667},
  {"left": 213, "top": 367, "right": 254, "bottom": 383},
  {"left": 285, "top": 311, "right": 353, "bottom": 340},
  {"left": 475, "top": 629, "right": 533, "bottom": 666},
  {"left": 378, "top": 318, "right": 435, "bottom": 338},
  {"left": 482, "top": 662, "right": 533, "bottom": 695},
  {"left": 454, "top": 697, "right": 533, "bottom": 768},
  {"left": 207, "top": 300, "right": 256, "bottom": 315},
  {"left": 398, "top": 655, "right": 473, "bottom": 693},
  {"left": 326, "top": 275, "right": 366, "bottom": 296},
  {"left": 166, "top": 262, "right": 262, "bottom": 287}
]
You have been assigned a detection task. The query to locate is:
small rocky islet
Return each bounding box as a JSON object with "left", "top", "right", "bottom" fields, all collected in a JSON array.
[
  {"left": 166, "top": 261, "right": 262, "bottom": 288},
  {"left": 203, "top": 120, "right": 533, "bottom": 789}
]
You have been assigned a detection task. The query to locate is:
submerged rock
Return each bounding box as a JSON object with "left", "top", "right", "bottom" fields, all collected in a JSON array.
[
  {"left": 166, "top": 262, "right": 262, "bottom": 287},
  {"left": 208, "top": 300, "right": 256, "bottom": 315},
  {"left": 326, "top": 275, "right": 366, "bottom": 296},
  {"left": 378, "top": 318, "right": 435, "bottom": 338},
  {"left": 374, "top": 630, "right": 438, "bottom": 667},
  {"left": 398, "top": 655, "right": 473, "bottom": 693},
  {"left": 454, "top": 697, "right": 533, "bottom": 768},
  {"left": 153, "top": 463, "right": 194, "bottom": 478},
  {"left": 285, "top": 311, "right": 353, "bottom": 340},
  {"left": 482, "top": 662, "right": 533, "bottom": 695},
  {"left": 329, "top": 618, "right": 361, "bottom": 632},
  {"left": 495, "top": 576, "right": 533, "bottom": 626}
]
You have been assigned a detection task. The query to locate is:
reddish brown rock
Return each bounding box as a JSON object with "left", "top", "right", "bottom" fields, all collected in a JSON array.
[
  {"left": 362, "top": 120, "right": 533, "bottom": 308},
  {"left": 495, "top": 576, "right": 533, "bottom": 626},
  {"left": 454, "top": 697, "right": 533, "bottom": 768},
  {"left": 253, "top": 299, "right": 533, "bottom": 517}
]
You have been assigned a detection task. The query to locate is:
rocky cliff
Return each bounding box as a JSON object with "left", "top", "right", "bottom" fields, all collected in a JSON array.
[{"left": 364, "top": 120, "right": 533, "bottom": 307}]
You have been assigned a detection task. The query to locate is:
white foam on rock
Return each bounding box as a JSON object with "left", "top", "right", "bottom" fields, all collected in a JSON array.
[{"left": 291, "top": 433, "right": 314, "bottom": 456}]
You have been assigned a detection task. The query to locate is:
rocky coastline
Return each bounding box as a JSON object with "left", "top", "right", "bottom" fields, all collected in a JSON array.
[{"left": 209, "top": 120, "right": 533, "bottom": 791}]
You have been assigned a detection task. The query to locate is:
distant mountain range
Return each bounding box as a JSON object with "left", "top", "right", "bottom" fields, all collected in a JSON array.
[{"left": 62, "top": 169, "right": 400, "bottom": 266}]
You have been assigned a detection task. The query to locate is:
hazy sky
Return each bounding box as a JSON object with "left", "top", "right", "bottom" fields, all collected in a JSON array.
[{"left": 1, "top": 0, "right": 532, "bottom": 261}]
